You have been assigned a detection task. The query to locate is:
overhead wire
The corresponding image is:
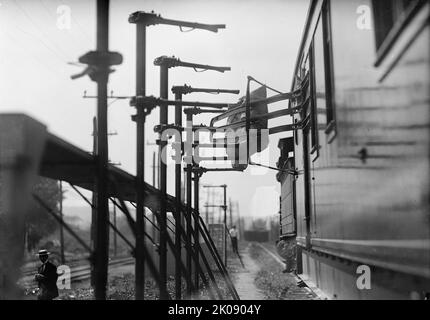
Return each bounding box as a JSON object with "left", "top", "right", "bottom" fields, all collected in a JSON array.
[
  {"left": 12, "top": 0, "right": 73, "bottom": 62},
  {"left": 55, "top": 0, "right": 93, "bottom": 46}
]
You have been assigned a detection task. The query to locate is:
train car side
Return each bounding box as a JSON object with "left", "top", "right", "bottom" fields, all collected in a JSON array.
[{"left": 290, "top": 0, "right": 430, "bottom": 299}]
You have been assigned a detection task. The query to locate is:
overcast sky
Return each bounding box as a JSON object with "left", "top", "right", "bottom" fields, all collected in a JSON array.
[{"left": 0, "top": 0, "right": 309, "bottom": 224}]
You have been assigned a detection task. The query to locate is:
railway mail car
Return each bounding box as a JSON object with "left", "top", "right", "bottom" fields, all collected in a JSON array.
[{"left": 285, "top": 0, "right": 430, "bottom": 299}]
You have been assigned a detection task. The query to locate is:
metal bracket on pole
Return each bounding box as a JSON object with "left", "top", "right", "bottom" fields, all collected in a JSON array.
[
  {"left": 172, "top": 84, "right": 240, "bottom": 96},
  {"left": 183, "top": 107, "right": 226, "bottom": 116},
  {"left": 154, "top": 56, "right": 231, "bottom": 73},
  {"left": 128, "top": 11, "right": 225, "bottom": 33},
  {"left": 130, "top": 96, "right": 158, "bottom": 118},
  {"left": 130, "top": 95, "right": 231, "bottom": 110}
]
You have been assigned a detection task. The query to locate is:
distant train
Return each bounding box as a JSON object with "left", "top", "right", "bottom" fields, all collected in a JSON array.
[{"left": 277, "top": 0, "right": 429, "bottom": 299}]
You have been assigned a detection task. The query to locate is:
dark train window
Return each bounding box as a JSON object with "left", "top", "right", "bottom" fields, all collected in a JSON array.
[
  {"left": 372, "top": 0, "right": 422, "bottom": 51},
  {"left": 308, "top": 42, "right": 319, "bottom": 159},
  {"left": 321, "top": 1, "right": 335, "bottom": 133},
  {"left": 309, "top": 1, "right": 336, "bottom": 148}
]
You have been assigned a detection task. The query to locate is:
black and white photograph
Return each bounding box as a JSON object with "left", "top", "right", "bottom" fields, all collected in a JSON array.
[{"left": 0, "top": 0, "right": 429, "bottom": 306}]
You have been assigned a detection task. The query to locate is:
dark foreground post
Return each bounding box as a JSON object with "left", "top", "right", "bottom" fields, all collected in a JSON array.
[
  {"left": 94, "top": 0, "right": 111, "bottom": 300},
  {"left": 0, "top": 115, "right": 47, "bottom": 299},
  {"left": 72, "top": 0, "right": 122, "bottom": 300}
]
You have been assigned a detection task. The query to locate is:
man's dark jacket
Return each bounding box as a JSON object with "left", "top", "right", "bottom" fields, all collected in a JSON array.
[{"left": 37, "top": 261, "right": 59, "bottom": 300}]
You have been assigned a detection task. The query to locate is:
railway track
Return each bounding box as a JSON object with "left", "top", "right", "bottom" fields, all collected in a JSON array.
[{"left": 20, "top": 256, "right": 135, "bottom": 290}]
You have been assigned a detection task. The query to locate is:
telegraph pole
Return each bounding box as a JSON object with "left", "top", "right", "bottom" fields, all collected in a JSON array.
[
  {"left": 59, "top": 181, "right": 65, "bottom": 264},
  {"left": 71, "top": 0, "right": 121, "bottom": 299},
  {"left": 236, "top": 202, "right": 242, "bottom": 240},
  {"left": 94, "top": 0, "right": 110, "bottom": 300},
  {"left": 223, "top": 185, "right": 227, "bottom": 267},
  {"left": 113, "top": 202, "right": 117, "bottom": 257},
  {"left": 229, "top": 198, "right": 233, "bottom": 229},
  {"left": 205, "top": 191, "right": 210, "bottom": 225},
  {"left": 91, "top": 117, "right": 97, "bottom": 287}
]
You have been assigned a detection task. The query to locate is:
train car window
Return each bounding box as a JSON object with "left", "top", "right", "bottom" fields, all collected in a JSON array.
[
  {"left": 309, "top": 2, "right": 337, "bottom": 148},
  {"left": 308, "top": 41, "right": 319, "bottom": 160},
  {"left": 293, "top": 53, "right": 304, "bottom": 146},
  {"left": 299, "top": 53, "right": 310, "bottom": 122},
  {"left": 321, "top": 0, "right": 336, "bottom": 135},
  {"left": 372, "top": 0, "right": 424, "bottom": 61},
  {"left": 314, "top": 15, "right": 327, "bottom": 126}
]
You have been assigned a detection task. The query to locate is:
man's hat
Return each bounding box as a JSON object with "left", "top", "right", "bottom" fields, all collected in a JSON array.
[{"left": 37, "top": 249, "right": 51, "bottom": 256}]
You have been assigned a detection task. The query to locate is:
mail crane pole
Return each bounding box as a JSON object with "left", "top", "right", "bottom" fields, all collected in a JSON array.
[
  {"left": 173, "top": 89, "right": 183, "bottom": 300},
  {"left": 154, "top": 58, "right": 231, "bottom": 298},
  {"left": 128, "top": 12, "right": 226, "bottom": 299},
  {"left": 172, "top": 85, "right": 238, "bottom": 294},
  {"left": 157, "top": 57, "right": 169, "bottom": 300}
]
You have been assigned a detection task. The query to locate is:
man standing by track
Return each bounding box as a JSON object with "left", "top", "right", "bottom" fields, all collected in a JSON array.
[
  {"left": 35, "top": 249, "right": 59, "bottom": 300},
  {"left": 229, "top": 225, "right": 239, "bottom": 254}
]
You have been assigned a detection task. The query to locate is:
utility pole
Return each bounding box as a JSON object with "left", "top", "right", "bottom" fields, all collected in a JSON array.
[
  {"left": 229, "top": 198, "right": 233, "bottom": 229},
  {"left": 94, "top": 0, "right": 110, "bottom": 300},
  {"left": 236, "top": 202, "right": 242, "bottom": 240},
  {"left": 59, "top": 181, "right": 65, "bottom": 264},
  {"left": 71, "top": 0, "right": 122, "bottom": 300},
  {"left": 113, "top": 201, "right": 117, "bottom": 257},
  {"left": 71, "top": 0, "right": 121, "bottom": 299},
  {"left": 205, "top": 191, "right": 209, "bottom": 225},
  {"left": 223, "top": 185, "right": 227, "bottom": 267},
  {"left": 90, "top": 116, "right": 97, "bottom": 288}
]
